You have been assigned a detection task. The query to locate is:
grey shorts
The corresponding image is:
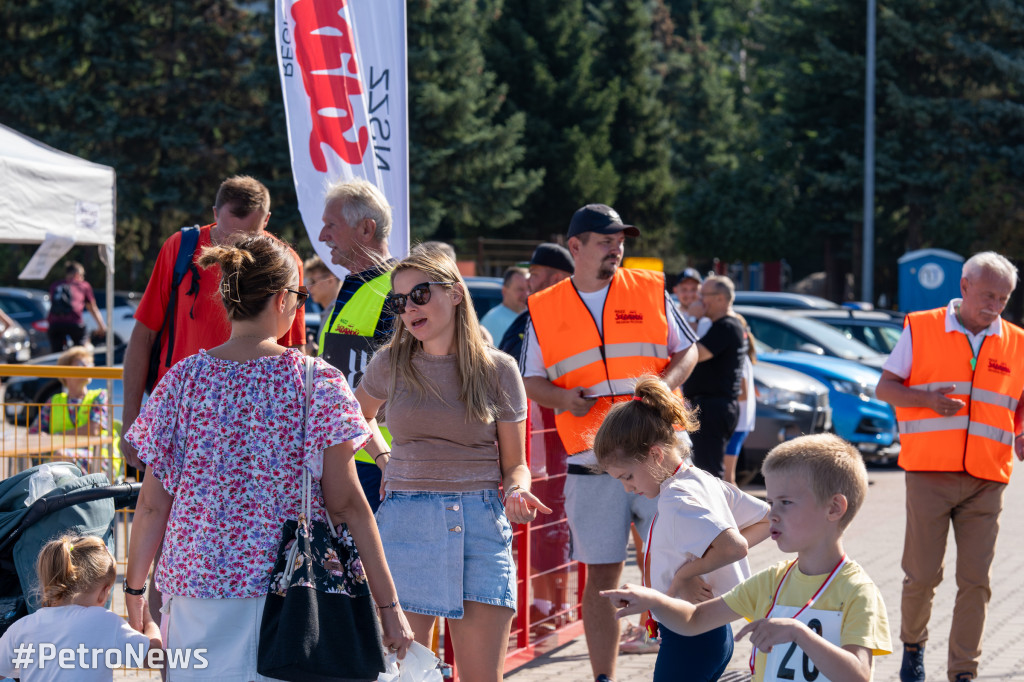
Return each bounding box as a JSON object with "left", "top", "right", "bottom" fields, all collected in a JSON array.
[{"left": 564, "top": 472, "right": 659, "bottom": 565}]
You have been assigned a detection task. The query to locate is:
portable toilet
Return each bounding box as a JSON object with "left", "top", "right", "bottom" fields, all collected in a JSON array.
[{"left": 898, "top": 248, "right": 964, "bottom": 312}]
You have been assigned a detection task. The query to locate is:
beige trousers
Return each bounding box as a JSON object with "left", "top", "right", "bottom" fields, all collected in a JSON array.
[{"left": 901, "top": 471, "right": 1005, "bottom": 681}]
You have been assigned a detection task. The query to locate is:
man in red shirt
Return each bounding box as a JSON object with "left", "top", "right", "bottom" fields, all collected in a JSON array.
[{"left": 120, "top": 176, "right": 305, "bottom": 468}]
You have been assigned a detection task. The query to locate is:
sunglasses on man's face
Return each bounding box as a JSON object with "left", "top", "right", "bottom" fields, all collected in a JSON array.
[
  {"left": 284, "top": 286, "right": 309, "bottom": 306},
  {"left": 389, "top": 281, "right": 455, "bottom": 314}
]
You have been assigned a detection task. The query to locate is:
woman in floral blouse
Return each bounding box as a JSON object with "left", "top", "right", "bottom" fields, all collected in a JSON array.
[{"left": 124, "top": 235, "right": 412, "bottom": 679}]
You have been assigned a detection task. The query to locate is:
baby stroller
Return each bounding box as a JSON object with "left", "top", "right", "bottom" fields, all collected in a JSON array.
[{"left": 0, "top": 463, "right": 141, "bottom": 636}]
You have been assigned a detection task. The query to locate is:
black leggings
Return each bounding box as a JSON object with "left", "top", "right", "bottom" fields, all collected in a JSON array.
[
  {"left": 689, "top": 396, "right": 739, "bottom": 478},
  {"left": 48, "top": 322, "right": 87, "bottom": 352},
  {"left": 654, "top": 622, "right": 734, "bottom": 682}
]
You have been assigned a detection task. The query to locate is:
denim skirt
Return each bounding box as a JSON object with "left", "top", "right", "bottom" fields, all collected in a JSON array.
[{"left": 375, "top": 489, "right": 516, "bottom": 618}]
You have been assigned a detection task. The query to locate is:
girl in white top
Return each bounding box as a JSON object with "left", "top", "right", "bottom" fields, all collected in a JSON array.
[
  {"left": 0, "top": 535, "right": 161, "bottom": 681},
  {"left": 594, "top": 376, "right": 771, "bottom": 682}
]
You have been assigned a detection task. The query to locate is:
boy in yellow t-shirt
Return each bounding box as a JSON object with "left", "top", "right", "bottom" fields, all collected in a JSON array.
[{"left": 603, "top": 433, "right": 891, "bottom": 681}]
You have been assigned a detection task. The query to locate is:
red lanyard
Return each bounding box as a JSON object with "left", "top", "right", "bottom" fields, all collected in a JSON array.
[
  {"left": 642, "top": 461, "right": 687, "bottom": 639},
  {"left": 642, "top": 461, "right": 687, "bottom": 588},
  {"left": 748, "top": 555, "right": 848, "bottom": 674}
]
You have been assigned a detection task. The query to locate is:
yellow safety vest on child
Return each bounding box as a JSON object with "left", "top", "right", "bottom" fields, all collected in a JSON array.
[{"left": 49, "top": 389, "right": 123, "bottom": 481}]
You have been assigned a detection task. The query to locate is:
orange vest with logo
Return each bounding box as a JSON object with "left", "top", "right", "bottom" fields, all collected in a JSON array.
[
  {"left": 895, "top": 308, "right": 1024, "bottom": 483},
  {"left": 528, "top": 269, "right": 673, "bottom": 455}
]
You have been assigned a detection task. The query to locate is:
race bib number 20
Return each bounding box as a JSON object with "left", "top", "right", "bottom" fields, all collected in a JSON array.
[{"left": 763, "top": 607, "right": 842, "bottom": 682}]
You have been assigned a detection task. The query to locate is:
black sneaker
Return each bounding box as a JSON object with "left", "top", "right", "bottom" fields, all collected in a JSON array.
[
  {"left": 595, "top": 676, "right": 615, "bottom": 682},
  {"left": 900, "top": 643, "right": 925, "bottom": 682},
  {"left": 953, "top": 674, "right": 974, "bottom": 681}
]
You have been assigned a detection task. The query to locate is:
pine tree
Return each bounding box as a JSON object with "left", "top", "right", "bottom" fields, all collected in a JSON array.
[
  {"left": 406, "top": 0, "right": 543, "bottom": 245},
  {"left": 0, "top": 0, "right": 302, "bottom": 287},
  {"left": 589, "top": 0, "right": 677, "bottom": 250},
  {"left": 487, "top": 0, "right": 619, "bottom": 239}
]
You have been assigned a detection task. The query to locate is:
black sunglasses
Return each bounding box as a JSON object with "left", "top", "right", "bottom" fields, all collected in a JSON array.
[
  {"left": 389, "top": 281, "right": 455, "bottom": 314},
  {"left": 284, "top": 286, "right": 309, "bottom": 306}
]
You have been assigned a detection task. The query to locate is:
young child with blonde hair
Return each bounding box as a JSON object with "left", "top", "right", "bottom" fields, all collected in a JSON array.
[
  {"left": 603, "top": 433, "right": 892, "bottom": 682},
  {"left": 594, "top": 376, "right": 771, "bottom": 681},
  {"left": 0, "top": 535, "right": 161, "bottom": 680}
]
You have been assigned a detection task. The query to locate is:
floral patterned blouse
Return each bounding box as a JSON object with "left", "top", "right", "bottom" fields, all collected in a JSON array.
[{"left": 126, "top": 349, "right": 370, "bottom": 599}]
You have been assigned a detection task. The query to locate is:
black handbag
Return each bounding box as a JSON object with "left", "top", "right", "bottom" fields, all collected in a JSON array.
[{"left": 258, "top": 358, "right": 386, "bottom": 682}]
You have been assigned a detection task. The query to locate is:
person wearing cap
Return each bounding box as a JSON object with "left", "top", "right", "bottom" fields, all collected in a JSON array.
[
  {"left": 672, "top": 267, "right": 710, "bottom": 335},
  {"left": 520, "top": 204, "right": 699, "bottom": 682},
  {"left": 480, "top": 265, "right": 530, "bottom": 342},
  {"left": 498, "top": 243, "right": 575, "bottom": 359}
]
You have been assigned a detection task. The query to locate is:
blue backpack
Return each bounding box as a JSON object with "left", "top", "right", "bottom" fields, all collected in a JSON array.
[{"left": 145, "top": 225, "right": 201, "bottom": 393}]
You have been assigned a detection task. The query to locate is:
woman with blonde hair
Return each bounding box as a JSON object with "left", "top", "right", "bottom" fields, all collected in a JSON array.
[
  {"left": 354, "top": 250, "right": 550, "bottom": 681},
  {"left": 124, "top": 234, "right": 412, "bottom": 679}
]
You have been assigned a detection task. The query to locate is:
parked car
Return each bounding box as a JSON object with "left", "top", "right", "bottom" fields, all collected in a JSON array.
[
  {"left": 0, "top": 318, "right": 31, "bottom": 364},
  {"left": 735, "top": 306, "right": 888, "bottom": 369},
  {"left": 790, "top": 309, "right": 905, "bottom": 355},
  {"left": 733, "top": 291, "right": 840, "bottom": 310},
  {"left": 756, "top": 343, "right": 899, "bottom": 461},
  {"left": 84, "top": 290, "right": 141, "bottom": 347},
  {"left": 303, "top": 277, "right": 505, "bottom": 343},
  {"left": 0, "top": 287, "right": 51, "bottom": 356},
  {"left": 3, "top": 345, "right": 126, "bottom": 426},
  {"left": 465, "top": 276, "right": 504, "bottom": 320},
  {"left": 739, "top": 362, "right": 831, "bottom": 484}
]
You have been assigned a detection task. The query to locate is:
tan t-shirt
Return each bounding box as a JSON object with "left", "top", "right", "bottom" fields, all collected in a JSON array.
[{"left": 360, "top": 346, "right": 528, "bottom": 492}]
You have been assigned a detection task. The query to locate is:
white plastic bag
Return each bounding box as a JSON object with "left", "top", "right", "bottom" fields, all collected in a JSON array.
[
  {"left": 24, "top": 464, "right": 76, "bottom": 506},
  {"left": 377, "top": 641, "right": 444, "bottom": 682}
]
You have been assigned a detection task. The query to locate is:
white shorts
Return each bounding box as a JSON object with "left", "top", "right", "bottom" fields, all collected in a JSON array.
[{"left": 162, "top": 594, "right": 277, "bottom": 681}]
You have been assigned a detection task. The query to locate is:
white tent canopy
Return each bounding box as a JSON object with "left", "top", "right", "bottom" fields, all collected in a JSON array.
[
  {"left": 0, "top": 123, "right": 117, "bottom": 355},
  {"left": 0, "top": 123, "right": 116, "bottom": 253}
]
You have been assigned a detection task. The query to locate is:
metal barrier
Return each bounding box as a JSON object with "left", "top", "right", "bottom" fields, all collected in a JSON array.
[{"left": 1, "top": 365, "right": 586, "bottom": 678}]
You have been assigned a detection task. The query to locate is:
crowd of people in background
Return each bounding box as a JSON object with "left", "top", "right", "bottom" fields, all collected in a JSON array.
[{"left": 3, "top": 174, "right": 1021, "bottom": 682}]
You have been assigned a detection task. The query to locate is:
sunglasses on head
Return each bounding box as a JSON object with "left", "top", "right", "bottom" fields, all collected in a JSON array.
[
  {"left": 284, "top": 286, "right": 309, "bottom": 306},
  {"left": 389, "top": 281, "right": 455, "bottom": 314}
]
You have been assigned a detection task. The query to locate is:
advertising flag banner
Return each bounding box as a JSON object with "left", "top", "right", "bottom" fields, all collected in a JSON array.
[{"left": 276, "top": 0, "right": 409, "bottom": 274}]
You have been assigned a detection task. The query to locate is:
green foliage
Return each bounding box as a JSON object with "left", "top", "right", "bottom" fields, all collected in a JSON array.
[
  {"left": 0, "top": 0, "right": 305, "bottom": 288},
  {"left": 406, "top": 0, "right": 543, "bottom": 244},
  {"left": 487, "top": 0, "right": 619, "bottom": 239},
  {"left": 2, "top": 0, "right": 1022, "bottom": 304}
]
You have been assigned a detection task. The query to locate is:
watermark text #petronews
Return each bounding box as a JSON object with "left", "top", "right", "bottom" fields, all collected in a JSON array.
[{"left": 11, "top": 642, "right": 208, "bottom": 670}]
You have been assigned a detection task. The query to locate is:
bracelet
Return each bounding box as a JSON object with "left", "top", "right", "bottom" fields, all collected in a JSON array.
[
  {"left": 505, "top": 484, "right": 525, "bottom": 496},
  {"left": 377, "top": 600, "right": 398, "bottom": 609},
  {"left": 123, "top": 581, "right": 147, "bottom": 596},
  {"left": 373, "top": 451, "right": 391, "bottom": 462}
]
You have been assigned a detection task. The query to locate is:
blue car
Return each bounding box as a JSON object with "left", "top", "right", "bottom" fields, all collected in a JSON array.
[{"left": 757, "top": 346, "right": 899, "bottom": 461}]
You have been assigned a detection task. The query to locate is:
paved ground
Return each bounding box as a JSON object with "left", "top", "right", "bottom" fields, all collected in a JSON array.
[
  {"left": 112, "top": 465, "right": 1024, "bottom": 681},
  {"left": 507, "top": 465, "right": 1024, "bottom": 682}
]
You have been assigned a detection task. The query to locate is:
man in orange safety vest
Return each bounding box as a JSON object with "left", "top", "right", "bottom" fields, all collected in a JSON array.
[
  {"left": 876, "top": 251, "right": 1024, "bottom": 682},
  {"left": 521, "top": 204, "right": 699, "bottom": 682}
]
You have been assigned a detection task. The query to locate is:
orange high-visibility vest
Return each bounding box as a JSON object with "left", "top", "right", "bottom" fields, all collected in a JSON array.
[
  {"left": 529, "top": 268, "right": 673, "bottom": 455},
  {"left": 895, "top": 308, "right": 1024, "bottom": 483}
]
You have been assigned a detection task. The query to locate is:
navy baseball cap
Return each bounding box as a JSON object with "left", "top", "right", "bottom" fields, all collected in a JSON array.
[
  {"left": 530, "top": 243, "right": 575, "bottom": 274},
  {"left": 673, "top": 267, "right": 703, "bottom": 287},
  {"left": 567, "top": 204, "right": 640, "bottom": 239}
]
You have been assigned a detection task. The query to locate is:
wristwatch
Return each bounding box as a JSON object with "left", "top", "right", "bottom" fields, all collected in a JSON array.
[{"left": 123, "top": 581, "right": 147, "bottom": 596}]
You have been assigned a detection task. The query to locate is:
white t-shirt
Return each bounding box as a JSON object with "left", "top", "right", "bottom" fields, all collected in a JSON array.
[
  {"left": 649, "top": 465, "right": 769, "bottom": 600},
  {"left": 737, "top": 355, "right": 756, "bottom": 432},
  {"left": 883, "top": 298, "right": 1003, "bottom": 379},
  {"left": 521, "top": 283, "right": 696, "bottom": 379},
  {"left": 0, "top": 605, "right": 152, "bottom": 681}
]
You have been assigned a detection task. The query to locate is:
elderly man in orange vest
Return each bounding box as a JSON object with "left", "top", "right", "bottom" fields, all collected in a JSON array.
[
  {"left": 876, "top": 251, "right": 1024, "bottom": 682},
  {"left": 521, "top": 204, "right": 699, "bottom": 682}
]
